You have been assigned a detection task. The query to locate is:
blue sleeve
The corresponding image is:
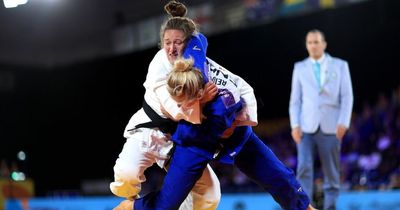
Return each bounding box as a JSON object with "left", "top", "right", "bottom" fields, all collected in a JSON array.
[
  {"left": 174, "top": 33, "right": 242, "bottom": 148},
  {"left": 183, "top": 33, "right": 209, "bottom": 83}
]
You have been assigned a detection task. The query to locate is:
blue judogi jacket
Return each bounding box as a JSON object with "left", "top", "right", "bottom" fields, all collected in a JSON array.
[{"left": 171, "top": 33, "right": 252, "bottom": 164}]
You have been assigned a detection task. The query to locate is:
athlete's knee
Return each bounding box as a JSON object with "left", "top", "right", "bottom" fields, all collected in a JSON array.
[
  {"left": 207, "top": 184, "right": 221, "bottom": 205},
  {"left": 204, "top": 192, "right": 221, "bottom": 209},
  {"left": 113, "top": 161, "right": 147, "bottom": 184},
  {"left": 110, "top": 162, "right": 146, "bottom": 199},
  {"left": 200, "top": 165, "right": 221, "bottom": 209},
  {"left": 193, "top": 195, "right": 220, "bottom": 210},
  {"left": 192, "top": 183, "right": 221, "bottom": 210}
]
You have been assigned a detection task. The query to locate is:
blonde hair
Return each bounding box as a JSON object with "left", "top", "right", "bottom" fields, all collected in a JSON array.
[
  {"left": 160, "top": 1, "right": 198, "bottom": 47},
  {"left": 167, "top": 58, "right": 204, "bottom": 100}
]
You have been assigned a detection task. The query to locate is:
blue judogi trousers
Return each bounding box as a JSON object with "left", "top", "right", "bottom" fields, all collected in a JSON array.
[{"left": 134, "top": 127, "right": 310, "bottom": 210}]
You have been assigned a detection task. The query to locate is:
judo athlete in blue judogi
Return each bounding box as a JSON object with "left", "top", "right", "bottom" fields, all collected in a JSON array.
[{"left": 131, "top": 33, "right": 312, "bottom": 210}]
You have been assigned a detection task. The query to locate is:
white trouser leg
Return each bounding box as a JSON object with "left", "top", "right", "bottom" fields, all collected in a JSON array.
[
  {"left": 110, "top": 129, "right": 172, "bottom": 199},
  {"left": 191, "top": 164, "right": 221, "bottom": 210},
  {"left": 175, "top": 164, "right": 220, "bottom": 210},
  {"left": 110, "top": 128, "right": 220, "bottom": 210},
  {"left": 178, "top": 193, "right": 194, "bottom": 210}
]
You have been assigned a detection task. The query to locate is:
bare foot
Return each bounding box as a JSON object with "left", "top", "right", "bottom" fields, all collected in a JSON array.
[{"left": 113, "top": 199, "right": 134, "bottom": 210}]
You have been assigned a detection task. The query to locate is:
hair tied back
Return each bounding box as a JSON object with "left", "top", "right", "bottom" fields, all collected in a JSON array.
[
  {"left": 174, "top": 58, "right": 194, "bottom": 72},
  {"left": 164, "top": 0, "right": 187, "bottom": 17}
]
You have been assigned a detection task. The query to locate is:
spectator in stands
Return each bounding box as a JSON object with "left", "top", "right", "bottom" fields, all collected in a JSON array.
[
  {"left": 0, "top": 158, "right": 10, "bottom": 178},
  {"left": 388, "top": 169, "right": 400, "bottom": 190}
]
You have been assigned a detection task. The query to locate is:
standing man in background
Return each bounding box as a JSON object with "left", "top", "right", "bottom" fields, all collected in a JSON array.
[{"left": 289, "top": 29, "right": 353, "bottom": 210}]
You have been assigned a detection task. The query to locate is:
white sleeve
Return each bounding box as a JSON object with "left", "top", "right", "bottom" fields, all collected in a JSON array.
[
  {"left": 233, "top": 74, "right": 258, "bottom": 126},
  {"left": 207, "top": 58, "right": 258, "bottom": 126},
  {"left": 143, "top": 49, "right": 172, "bottom": 117}
]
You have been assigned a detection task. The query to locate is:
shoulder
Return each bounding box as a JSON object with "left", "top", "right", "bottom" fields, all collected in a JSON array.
[
  {"left": 294, "top": 58, "right": 309, "bottom": 69},
  {"left": 207, "top": 57, "right": 228, "bottom": 71},
  {"left": 206, "top": 57, "right": 219, "bottom": 67},
  {"left": 150, "top": 49, "right": 166, "bottom": 65},
  {"left": 328, "top": 55, "right": 348, "bottom": 65},
  {"left": 149, "top": 49, "right": 170, "bottom": 72}
]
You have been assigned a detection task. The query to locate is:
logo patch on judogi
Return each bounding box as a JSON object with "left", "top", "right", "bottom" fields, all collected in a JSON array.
[{"left": 219, "top": 89, "right": 235, "bottom": 108}]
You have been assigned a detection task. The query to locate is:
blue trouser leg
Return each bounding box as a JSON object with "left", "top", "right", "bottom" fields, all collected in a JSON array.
[
  {"left": 297, "top": 133, "right": 316, "bottom": 202},
  {"left": 234, "top": 132, "right": 310, "bottom": 210},
  {"left": 134, "top": 145, "right": 209, "bottom": 210},
  {"left": 314, "top": 131, "right": 340, "bottom": 210}
]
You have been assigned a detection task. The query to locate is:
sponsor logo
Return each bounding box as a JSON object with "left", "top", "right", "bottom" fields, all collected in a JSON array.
[{"left": 193, "top": 45, "right": 201, "bottom": 51}]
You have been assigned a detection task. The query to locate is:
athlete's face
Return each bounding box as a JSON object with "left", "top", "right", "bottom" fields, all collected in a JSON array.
[
  {"left": 163, "top": 29, "right": 186, "bottom": 64},
  {"left": 306, "top": 32, "right": 326, "bottom": 60}
]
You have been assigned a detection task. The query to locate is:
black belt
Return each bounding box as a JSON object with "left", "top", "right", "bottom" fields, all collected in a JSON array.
[{"left": 128, "top": 100, "right": 178, "bottom": 134}]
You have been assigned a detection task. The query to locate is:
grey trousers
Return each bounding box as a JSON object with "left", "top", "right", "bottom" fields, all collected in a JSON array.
[{"left": 296, "top": 129, "right": 341, "bottom": 210}]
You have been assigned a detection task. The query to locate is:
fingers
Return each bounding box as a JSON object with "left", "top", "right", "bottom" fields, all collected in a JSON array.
[
  {"left": 336, "top": 125, "right": 347, "bottom": 141},
  {"left": 205, "top": 82, "right": 218, "bottom": 95},
  {"left": 336, "top": 131, "right": 345, "bottom": 141},
  {"left": 201, "top": 82, "right": 218, "bottom": 103},
  {"left": 291, "top": 127, "right": 302, "bottom": 144}
]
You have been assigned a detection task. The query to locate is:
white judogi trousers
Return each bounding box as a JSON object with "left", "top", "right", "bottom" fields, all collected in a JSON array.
[{"left": 110, "top": 128, "right": 221, "bottom": 210}]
